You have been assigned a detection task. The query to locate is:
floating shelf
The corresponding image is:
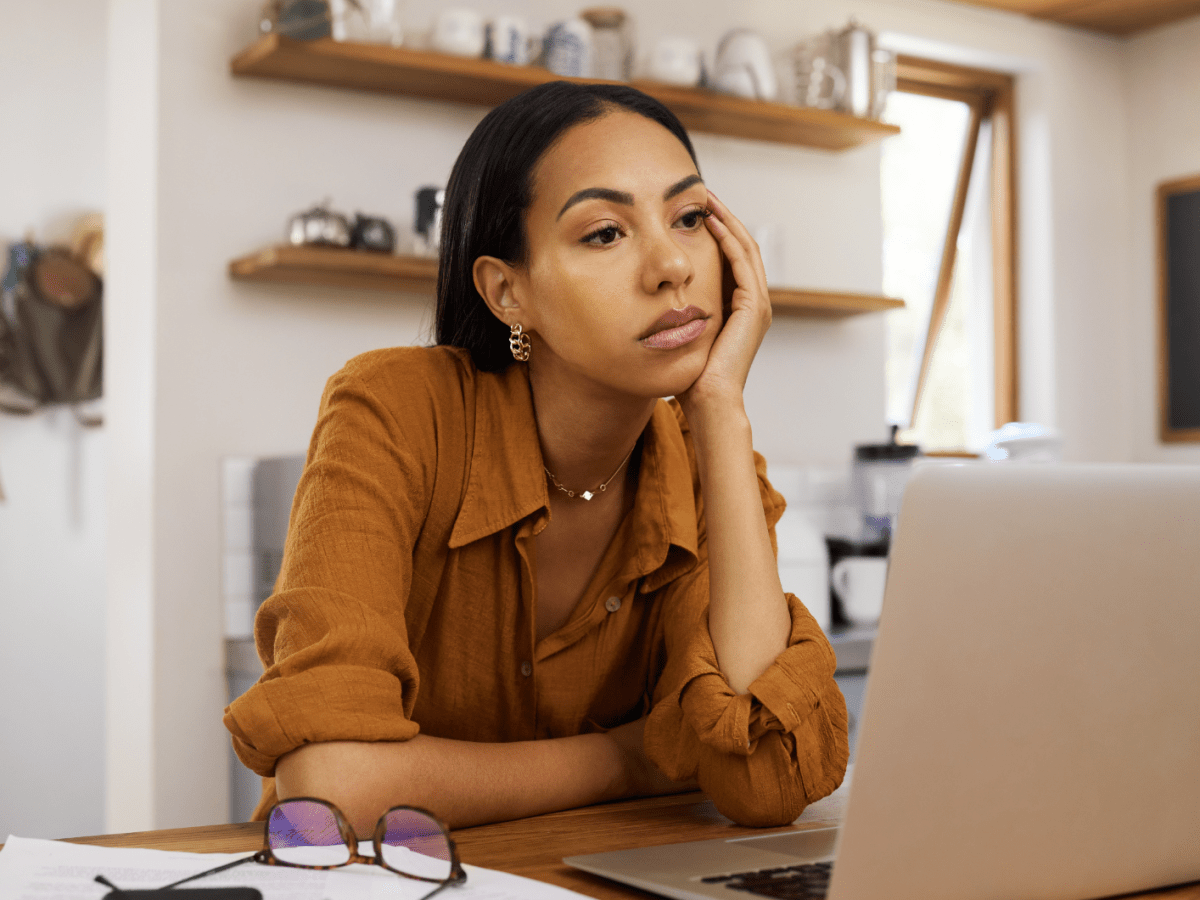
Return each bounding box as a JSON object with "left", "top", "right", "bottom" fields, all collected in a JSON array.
[
  {"left": 229, "top": 245, "right": 904, "bottom": 318},
  {"left": 230, "top": 244, "right": 438, "bottom": 293},
  {"left": 769, "top": 287, "right": 905, "bottom": 318},
  {"left": 230, "top": 35, "right": 899, "bottom": 151}
]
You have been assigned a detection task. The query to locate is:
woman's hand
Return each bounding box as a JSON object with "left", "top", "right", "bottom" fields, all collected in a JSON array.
[
  {"left": 678, "top": 190, "right": 772, "bottom": 423},
  {"left": 607, "top": 718, "right": 700, "bottom": 797}
]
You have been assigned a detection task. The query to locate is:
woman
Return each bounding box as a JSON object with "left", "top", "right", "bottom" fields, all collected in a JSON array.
[{"left": 225, "top": 81, "right": 848, "bottom": 834}]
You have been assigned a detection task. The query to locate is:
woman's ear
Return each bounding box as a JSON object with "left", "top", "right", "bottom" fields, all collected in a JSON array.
[{"left": 473, "top": 256, "right": 522, "bottom": 324}]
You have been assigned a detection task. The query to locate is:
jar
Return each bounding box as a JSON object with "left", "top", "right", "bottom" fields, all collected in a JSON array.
[
  {"left": 580, "top": 7, "right": 632, "bottom": 81},
  {"left": 851, "top": 439, "right": 920, "bottom": 546}
]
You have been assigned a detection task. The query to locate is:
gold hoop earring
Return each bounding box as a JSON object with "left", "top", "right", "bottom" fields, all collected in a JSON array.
[{"left": 509, "top": 323, "right": 531, "bottom": 362}]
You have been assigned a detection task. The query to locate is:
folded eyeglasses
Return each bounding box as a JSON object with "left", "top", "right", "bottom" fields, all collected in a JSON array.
[{"left": 96, "top": 797, "right": 466, "bottom": 899}]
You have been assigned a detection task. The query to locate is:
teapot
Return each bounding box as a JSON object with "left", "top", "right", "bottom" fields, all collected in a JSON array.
[{"left": 712, "top": 30, "right": 777, "bottom": 101}]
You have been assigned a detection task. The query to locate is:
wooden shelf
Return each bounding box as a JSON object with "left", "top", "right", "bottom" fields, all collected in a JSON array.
[
  {"left": 229, "top": 245, "right": 903, "bottom": 318},
  {"left": 230, "top": 34, "right": 899, "bottom": 151},
  {"left": 230, "top": 244, "right": 438, "bottom": 293},
  {"left": 770, "top": 287, "right": 905, "bottom": 318}
]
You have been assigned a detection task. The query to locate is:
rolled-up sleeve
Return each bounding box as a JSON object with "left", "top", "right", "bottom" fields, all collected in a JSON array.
[
  {"left": 224, "top": 360, "right": 433, "bottom": 777},
  {"left": 643, "top": 457, "right": 850, "bottom": 827}
]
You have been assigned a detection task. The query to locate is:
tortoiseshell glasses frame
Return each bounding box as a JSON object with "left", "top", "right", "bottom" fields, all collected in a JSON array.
[{"left": 102, "top": 797, "right": 467, "bottom": 899}]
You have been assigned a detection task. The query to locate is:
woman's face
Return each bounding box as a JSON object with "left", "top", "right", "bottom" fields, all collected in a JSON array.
[{"left": 512, "top": 109, "right": 723, "bottom": 401}]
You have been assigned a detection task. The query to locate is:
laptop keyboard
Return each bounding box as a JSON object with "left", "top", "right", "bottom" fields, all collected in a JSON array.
[{"left": 701, "top": 860, "right": 833, "bottom": 898}]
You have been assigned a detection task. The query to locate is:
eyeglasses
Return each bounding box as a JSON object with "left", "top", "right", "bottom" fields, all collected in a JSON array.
[{"left": 96, "top": 798, "right": 466, "bottom": 899}]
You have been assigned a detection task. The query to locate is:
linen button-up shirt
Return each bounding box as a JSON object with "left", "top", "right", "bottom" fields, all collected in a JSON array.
[{"left": 224, "top": 346, "right": 848, "bottom": 826}]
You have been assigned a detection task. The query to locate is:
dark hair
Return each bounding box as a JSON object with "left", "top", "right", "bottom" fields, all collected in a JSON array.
[{"left": 434, "top": 81, "right": 699, "bottom": 371}]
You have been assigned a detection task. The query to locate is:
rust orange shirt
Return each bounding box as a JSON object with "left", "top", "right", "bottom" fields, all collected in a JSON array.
[{"left": 224, "top": 346, "right": 848, "bottom": 826}]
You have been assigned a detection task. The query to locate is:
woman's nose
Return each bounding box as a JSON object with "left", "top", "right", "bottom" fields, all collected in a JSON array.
[{"left": 640, "top": 227, "right": 693, "bottom": 294}]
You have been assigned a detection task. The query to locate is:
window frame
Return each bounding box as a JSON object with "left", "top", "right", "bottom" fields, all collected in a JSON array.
[{"left": 893, "top": 55, "right": 1019, "bottom": 430}]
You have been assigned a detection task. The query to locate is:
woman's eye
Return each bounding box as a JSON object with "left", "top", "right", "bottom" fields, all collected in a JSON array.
[
  {"left": 677, "top": 209, "right": 708, "bottom": 230},
  {"left": 583, "top": 225, "right": 622, "bottom": 245}
]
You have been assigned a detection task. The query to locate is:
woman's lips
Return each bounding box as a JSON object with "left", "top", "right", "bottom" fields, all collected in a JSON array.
[
  {"left": 640, "top": 306, "right": 708, "bottom": 349},
  {"left": 641, "top": 317, "right": 707, "bottom": 349}
]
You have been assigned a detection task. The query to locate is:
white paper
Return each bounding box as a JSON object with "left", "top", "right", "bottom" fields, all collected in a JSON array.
[{"left": 0, "top": 835, "right": 590, "bottom": 900}]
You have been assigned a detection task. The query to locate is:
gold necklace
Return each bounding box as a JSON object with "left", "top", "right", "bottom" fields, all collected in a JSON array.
[{"left": 544, "top": 443, "right": 637, "bottom": 501}]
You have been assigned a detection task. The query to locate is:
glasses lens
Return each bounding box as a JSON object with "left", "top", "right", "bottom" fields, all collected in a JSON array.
[
  {"left": 378, "top": 808, "right": 453, "bottom": 880},
  {"left": 268, "top": 800, "right": 351, "bottom": 866}
]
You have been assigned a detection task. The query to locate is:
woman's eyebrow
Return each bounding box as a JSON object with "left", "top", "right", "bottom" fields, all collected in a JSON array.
[
  {"left": 663, "top": 174, "right": 704, "bottom": 201},
  {"left": 556, "top": 175, "right": 705, "bottom": 221},
  {"left": 557, "top": 187, "right": 633, "bottom": 220}
]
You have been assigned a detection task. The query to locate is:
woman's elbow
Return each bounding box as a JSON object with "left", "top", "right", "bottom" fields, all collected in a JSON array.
[
  {"left": 706, "top": 772, "right": 809, "bottom": 827},
  {"left": 697, "top": 742, "right": 810, "bottom": 828}
]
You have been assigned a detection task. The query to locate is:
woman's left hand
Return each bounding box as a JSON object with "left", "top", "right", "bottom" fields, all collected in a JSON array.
[{"left": 679, "top": 190, "right": 772, "bottom": 420}]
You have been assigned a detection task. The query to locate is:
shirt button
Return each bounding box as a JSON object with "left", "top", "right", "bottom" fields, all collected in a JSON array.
[
  {"left": 605, "top": 595, "right": 622, "bottom": 613},
  {"left": 520, "top": 661, "right": 532, "bottom": 677}
]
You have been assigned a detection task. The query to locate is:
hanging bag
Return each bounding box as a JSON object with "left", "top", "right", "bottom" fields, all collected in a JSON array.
[{"left": 0, "top": 240, "right": 103, "bottom": 417}]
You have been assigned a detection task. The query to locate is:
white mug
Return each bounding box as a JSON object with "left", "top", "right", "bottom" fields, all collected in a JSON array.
[
  {"left": 647, "top": 36, "right": 702, "bottom": 87},
  {"left": 487, "top": 15, "right": 531, "bottom": 65},
  {"left": 433, "top": 8, "right": 486, "bottom": 57},
  {"left": 832, "top": 557, "right": 887, "bottom": 625}
]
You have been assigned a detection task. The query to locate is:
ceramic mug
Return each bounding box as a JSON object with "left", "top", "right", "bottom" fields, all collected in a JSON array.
[
  {"left": 487, "top": 15, "right": 531, "bottom": 65},
  {"left": 433, "top": 8, "right": 485, "bottom": 57},
  {"left": 832, "top": 556, "right": 887, "bottom": 625},
  {"left": 544, "top": 18, "right": 593, "bottom": 78},
  {"left": 647, "top": 36, "right": 702, "bottom": 87}
]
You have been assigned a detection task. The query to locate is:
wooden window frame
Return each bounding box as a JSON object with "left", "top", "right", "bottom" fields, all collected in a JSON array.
[{"left": 894, "top": 56, "right": 1019, "bottom": 429}]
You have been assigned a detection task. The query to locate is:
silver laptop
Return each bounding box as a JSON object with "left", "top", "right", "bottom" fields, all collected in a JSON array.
[{"left": 566, "top": 464, "right": 1200, "bottom": 900}]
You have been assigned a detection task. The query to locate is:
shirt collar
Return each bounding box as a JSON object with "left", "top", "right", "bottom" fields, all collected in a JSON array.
[
  {"left": 448, "top": 363, "right": 548, "bottom": 549},
  {"left": 448, "top": 365, "right": 700, "bottom": 584}
]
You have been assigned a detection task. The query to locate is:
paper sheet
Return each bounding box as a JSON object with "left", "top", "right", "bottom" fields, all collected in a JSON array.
[{"left": 0, "top": 835, "right": 591, "bottom": 900}]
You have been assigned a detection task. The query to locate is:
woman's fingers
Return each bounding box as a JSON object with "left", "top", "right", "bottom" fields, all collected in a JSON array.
[
  {"left": 680, "top": 192, "right": 774, "bottom": 413},
  {"left": 704, "top": 193, "right": 770, "bottom": 335},
  {"left": 704, "top": 214, "right": 761, "bottom": 304},
  {"left": 682, "top": 189, "right": 773, "bottom": 408},
  {"left": 705, "top": 191, "right": 768, "bottom": 293}
]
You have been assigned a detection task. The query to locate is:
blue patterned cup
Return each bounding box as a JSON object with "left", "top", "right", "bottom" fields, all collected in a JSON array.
[
  {"left": 486, "top": 15, "right": 531, "bottom": 65},
  {"left": 543, "top": 18, "right": 593, "bottom": 78}
]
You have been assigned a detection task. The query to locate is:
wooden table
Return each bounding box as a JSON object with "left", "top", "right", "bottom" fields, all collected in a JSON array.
[{"left": 59, "top": 792, "right": 1200, "bottom": 900}]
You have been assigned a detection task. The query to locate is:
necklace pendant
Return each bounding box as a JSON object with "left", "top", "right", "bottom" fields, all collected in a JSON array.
[{"left": 581, "top": 490, "right": 595, "bottom": 501}]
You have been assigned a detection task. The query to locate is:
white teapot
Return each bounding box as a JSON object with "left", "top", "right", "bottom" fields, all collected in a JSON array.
[{"left": 712, "top": 29, "right": 777, "bottom": 101}]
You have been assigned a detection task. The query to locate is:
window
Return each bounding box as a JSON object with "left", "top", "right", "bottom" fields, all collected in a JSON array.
[{"left": 880, "top": 57, "right": 1017, "bottom": 452}]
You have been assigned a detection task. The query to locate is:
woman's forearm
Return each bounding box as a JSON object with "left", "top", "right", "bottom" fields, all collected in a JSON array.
[
  {"left": 274, "top": 719, "right": 691, "bottom": 834},
  {"left": 688, "top": 403, "right": 791, "bottom": 695}
]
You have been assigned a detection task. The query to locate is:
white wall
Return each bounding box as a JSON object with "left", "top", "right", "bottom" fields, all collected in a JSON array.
[
  {"left": 1, "top": 0, "right": 1189, "bottom": 836},
  {"left": 0, "top": 2, "right": 108, "bottom": 840},
  {"left": 1121, "top": 16, "right": 1200, "bottom": 464}
]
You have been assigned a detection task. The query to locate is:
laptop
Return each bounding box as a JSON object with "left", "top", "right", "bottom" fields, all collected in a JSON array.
[{"left": 566, "top": 464, "right": 1200, "bottom": 900}]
